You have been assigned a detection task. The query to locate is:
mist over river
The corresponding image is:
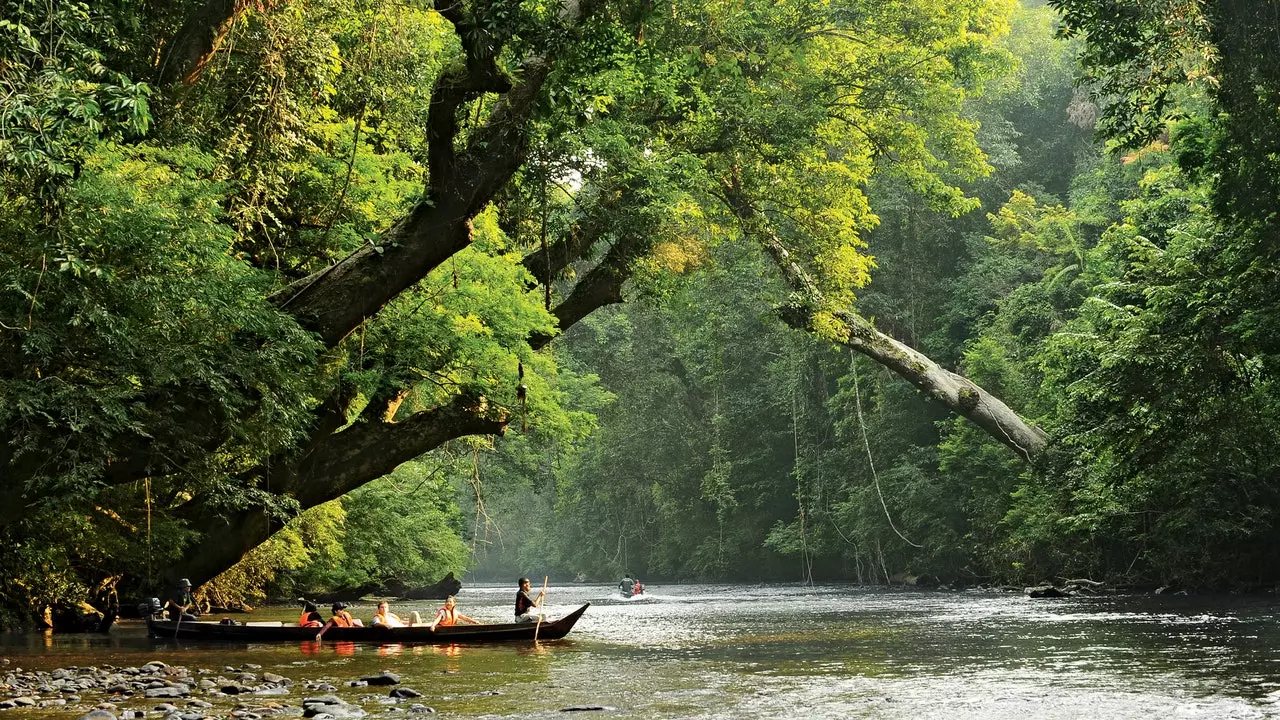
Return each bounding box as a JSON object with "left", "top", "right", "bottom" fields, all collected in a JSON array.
[{"left": 4, "top": 584, "right": 1280, "bottom": 719}]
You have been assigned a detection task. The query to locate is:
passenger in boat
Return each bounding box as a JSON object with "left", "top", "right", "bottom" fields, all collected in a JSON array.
[
  {"left": 298, "top": 601, "right": 324, "bottom": 628},
  {"left": 314, "top": 601, "right": 363, "bottom": 640},
  {"left": 332, "top": 601, "right": 362, "bottom": 627},
  {"left": 514, "top": 577, "right": 544, "bottom": 622},
  {"left": 619, "top": 574, "right": 635, "bottom": 595},
  {"left": 427, "top": 595, "right": 480, "bottom": 631},
  {"left": 372, "top": 600, "right": 421, "bottom": 628},
  {"left": 633, "top": 579, "right": 644, "bottom": 595},
  {"left": 165, "top": 578, "right": 200, "bottom": 621}
]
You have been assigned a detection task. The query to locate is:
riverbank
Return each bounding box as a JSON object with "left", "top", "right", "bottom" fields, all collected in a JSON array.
[{"left": 0, "top": 659, "right": 440, "bottom": 719}]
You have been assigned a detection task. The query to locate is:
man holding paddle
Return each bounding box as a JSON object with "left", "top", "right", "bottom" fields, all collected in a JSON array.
[{"left": 514, "top": 577, "right": 545, "bottom": 622}]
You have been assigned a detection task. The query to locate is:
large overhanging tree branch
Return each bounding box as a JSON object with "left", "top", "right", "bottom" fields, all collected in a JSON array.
[
  {"left": 170, "top": 393, "right": 507, "bottom": 585},
  {"left": 166, "top": 225, "right": 654, "bottom": 584},
  {"left": 720, "top": 180, "right": 1049, "bottom": 463}
]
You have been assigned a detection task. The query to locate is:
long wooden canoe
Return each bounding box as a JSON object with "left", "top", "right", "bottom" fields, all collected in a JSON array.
[{"left": 146, "top": 603, "right": 589, "bottom": 643}]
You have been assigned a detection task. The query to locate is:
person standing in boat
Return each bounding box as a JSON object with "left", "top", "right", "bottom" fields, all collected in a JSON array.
[
  {"left": 165, "top": 578, "right": 200, "bottom": 621},
  {"left": 514, "top": 577, "right": 544, "bottom": 622},
  {"left": 427, "top": 595, "right": 480, "bottom": 631},
  {"left": 372, "top": 600, "right": 421, "bottom": 627}
]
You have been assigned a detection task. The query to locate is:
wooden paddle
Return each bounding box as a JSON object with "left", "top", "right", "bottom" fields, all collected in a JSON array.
[{"left": 533, "top": 575, "right": 548, "bottom": 641}]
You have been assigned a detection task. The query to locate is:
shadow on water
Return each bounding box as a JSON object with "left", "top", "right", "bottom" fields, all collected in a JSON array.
[{"left": 3, "top": 585, "right": 1280, "bottom": 719}]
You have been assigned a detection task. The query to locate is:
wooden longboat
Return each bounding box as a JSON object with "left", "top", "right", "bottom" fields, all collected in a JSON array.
[{"left": 145, "top": 603, "right": 589, "bottom": 643}]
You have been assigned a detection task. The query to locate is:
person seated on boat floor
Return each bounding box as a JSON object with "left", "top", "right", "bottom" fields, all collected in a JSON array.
[
  {"left": 428, "top": 595, "right": 480, "bottom": 631},
  {"left": 298, "top": 600, "right": 324, "bottom": 628},
  {"left": 330, "top": 601, "right": 362, "bottom": 627},
  {"left": 165, "top": 578, "right": 200, "bottom": 621},
  {"left": 514, "top": 577, "right": 544, "bottom": 622},
  {"left": 314, "top": 601, "right": 362, "bottom": 640},
  {"left": 372, "top": 600, "right": 421, "bottom": 628}
]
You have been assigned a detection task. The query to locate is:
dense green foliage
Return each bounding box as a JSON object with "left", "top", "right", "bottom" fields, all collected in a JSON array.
[
  {"left": 2, "top": 0, "right": 1278, "bottom": 629},
  {"left": 472, "top": 1, "right": 1280, "bottom": 589}
]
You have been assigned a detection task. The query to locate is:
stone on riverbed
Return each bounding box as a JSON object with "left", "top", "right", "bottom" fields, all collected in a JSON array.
[
  {"left": 388, "top": 688, "right": 421, "bottom": 699},
  {"left": 304, "top": 705, "right": 365, "bottom": 719},
  {"left": 145, "top": 684, "right": 191, "bottom": 698},
  {"left": 76, "top": 709, "right": 117, "bottom": 720},
  {"left": 359, "top": 672, "right": 399, "bottom": 686}
]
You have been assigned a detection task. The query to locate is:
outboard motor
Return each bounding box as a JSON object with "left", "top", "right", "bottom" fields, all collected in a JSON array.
[{"left": 138, "top": 597, "right": 163, "bottom": 618}]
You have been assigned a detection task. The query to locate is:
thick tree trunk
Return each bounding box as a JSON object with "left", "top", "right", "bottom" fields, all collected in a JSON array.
[{"left": 169, "top": 395, "right": 506, "bottom": 586}]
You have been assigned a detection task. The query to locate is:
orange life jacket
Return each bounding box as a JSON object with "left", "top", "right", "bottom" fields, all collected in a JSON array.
[
  {"left": 437, "top": 606, "right": 460, "bottom": 626},
  {"left": 299, "top": 611, "right": 323, "bottom": 628},
  {"left": 332, "top": 610, "right": 354, "bottom": 628},
  {"left": 374, "top": 611, "right": 404, "bottom": 627}
]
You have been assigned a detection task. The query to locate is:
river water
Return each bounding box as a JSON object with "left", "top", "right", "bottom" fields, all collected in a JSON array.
[{"left": 3, "top": 584, "right": 1280, "bottom": 719}]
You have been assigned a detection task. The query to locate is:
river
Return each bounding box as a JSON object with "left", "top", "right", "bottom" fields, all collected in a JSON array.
[{"left": 3, "top": 584, "right": 1280, "bottom": 719}]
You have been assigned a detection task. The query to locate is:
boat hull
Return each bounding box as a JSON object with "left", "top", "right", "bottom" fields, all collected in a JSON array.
[{"left": 146, "top": 603, "right": 589, "bottom": 643}]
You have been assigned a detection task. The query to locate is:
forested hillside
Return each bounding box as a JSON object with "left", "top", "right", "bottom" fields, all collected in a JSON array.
[{"left": 2, "top": 0, "right": 1276, "bottom": 628}]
